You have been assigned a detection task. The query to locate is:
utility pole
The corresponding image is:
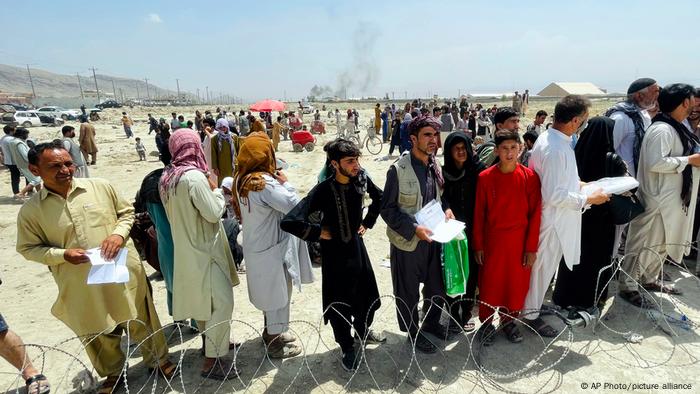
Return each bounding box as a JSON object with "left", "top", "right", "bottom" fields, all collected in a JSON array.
[
  {"left": 175, "top": 78, "right": 181, "bottom": 100},
  {"left": 90, "top": 67, "right": 100, "bottom": 102},
  {"left": 205, "top": 86, "right": 209, "bottom": 103},
  {"left": 76, "top": 73, "right": 84, "bottom": 99},
  {"left": 111, "top": 79, "right": 117, "bottom": 100},
  {"left": 26, "top": 64, "right": 37, "bottom": 98},
  {"left": 119, "top": 88, "right": 124, "bottom": 102},
  {"left": 196, "top": 88, "right": 200, "bottom": 103},
  {"left": 144, "top": 77, "right": 151, "bottom": 99},
  {"left": 404, "top": 91, "right": 407, "bottom": 99},
  {"left": 136, "top": 84, "right": 140, "bottom": 100}
]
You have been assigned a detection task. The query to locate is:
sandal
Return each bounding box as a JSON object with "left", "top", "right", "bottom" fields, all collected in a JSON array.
[
  {"left": 642, "top": 281, "right": 683, "bottom": 295},
  {"left": 503, "top": 322, "right": 523, "bottom": 343},
  {"left": 200, "top": 360, "right": 239, "bottom": 381},
  {"left": 148, "top": 360, "right": 179, "bottom": 380},
  {"left": 266, "top": 341, "right": 302, "bottom": 359},
  {"left": 529, "top": 317, "right": 559, "bottom": 337},
  {"left": 25, "top": 374, "right": 50, "bottom": 394},
  {"left": 463, "top": 321, "right": 476, "bottom": 333},
  {"left": 97, "top": 375, "right": 124, "bottom": 394},
  {"left": 477, "top": 324, "right": 496, "bottom": 346},
  {"left": 619, "top": 290, "right": 654, "bottom": 308}
]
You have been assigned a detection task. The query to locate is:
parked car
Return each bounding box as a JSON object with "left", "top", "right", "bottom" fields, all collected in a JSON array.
[
  {"left": 1, "top": 111, "right": 63, "bottom": 127},
  {"left": 36, "top": 106, "right": 80, "bottom": 120},
  {"left": 10, "top": 111, "right": 44, "bottom": 127},
  {"left": 95, "top": 99, "right": 122, "bottom": 109}
]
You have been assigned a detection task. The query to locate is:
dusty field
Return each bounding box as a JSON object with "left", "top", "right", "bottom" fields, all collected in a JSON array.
[{"left": 0, "top": 100, "right": 699, "bottom": 393}]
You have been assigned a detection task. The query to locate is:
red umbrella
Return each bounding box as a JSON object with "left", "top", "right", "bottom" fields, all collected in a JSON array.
[{"left": 249, "top": 99, "right": 286, "bottom": 112}]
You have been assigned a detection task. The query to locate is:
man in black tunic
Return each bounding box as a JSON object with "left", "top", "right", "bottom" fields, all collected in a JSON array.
[
  {"left": 380, "top": 115, "right": 454, "bottom": 354},
  {"left": 281, "top": 139, "right": 384, "bottom": 372}
]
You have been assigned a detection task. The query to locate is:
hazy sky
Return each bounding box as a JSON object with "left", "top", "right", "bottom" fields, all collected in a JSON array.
[{"left": 2, "top": 0, "right": 699, "bottom": 100}]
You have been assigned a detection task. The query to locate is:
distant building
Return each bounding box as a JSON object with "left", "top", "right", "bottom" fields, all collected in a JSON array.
[{"left": 537, "top": 82, "right": 606, "bottom": 97}]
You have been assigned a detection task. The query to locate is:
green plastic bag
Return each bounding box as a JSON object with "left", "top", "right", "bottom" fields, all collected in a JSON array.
[{"left": 441, "top": 230, "right": 470, "bottom": 297}]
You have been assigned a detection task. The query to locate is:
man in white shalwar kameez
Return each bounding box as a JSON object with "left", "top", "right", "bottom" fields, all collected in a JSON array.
[
  {"left": 619, "top": 84, "right": 700, "bottom": 307},
  {"left": 234, "top": 133, "right": 314, "bottom": 358},
  {"left": 526, "top": 95, "right": 609, "bottom": 336}
]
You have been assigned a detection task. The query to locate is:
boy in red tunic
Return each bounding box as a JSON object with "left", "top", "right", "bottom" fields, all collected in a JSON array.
[{"left": 473, "top": 130, "right": 542, "bottom": 345}]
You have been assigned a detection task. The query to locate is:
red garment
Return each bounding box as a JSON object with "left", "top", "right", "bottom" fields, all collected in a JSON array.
[{"left": 473, "top": 164, "right": 542, "bottom": 321}]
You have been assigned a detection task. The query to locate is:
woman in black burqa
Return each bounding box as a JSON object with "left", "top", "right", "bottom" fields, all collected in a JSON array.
[
  {"left": 553, "top": 116, "right": 627, "bottom": 310},
  {"left": 442, "top": 132, "right": 486, "bottom": 331}
]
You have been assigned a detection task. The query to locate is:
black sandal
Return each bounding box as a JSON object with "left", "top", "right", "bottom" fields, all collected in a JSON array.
[
  {"left": 503, "top": 322, "right": 523, "bottom": 343},
  {"left": 619, "top": 290, "right": 654, "bottom": 309},
  {"left": 25, "top": 374, "right": 50, "bottom": 394},
  {"left": 529, "top": 318, "right": 559, "bottom": 337},
  {"left": 477, "top": 324, "right": 496, "bottom": 346}
]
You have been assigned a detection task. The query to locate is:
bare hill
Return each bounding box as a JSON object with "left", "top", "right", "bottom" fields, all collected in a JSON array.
[{"left": 0, "top": 64, "right": 175, "bottom": 100}]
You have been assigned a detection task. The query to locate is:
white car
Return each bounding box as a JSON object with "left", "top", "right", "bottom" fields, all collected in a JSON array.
[
  {"left": 13, "top": 111, "right": 44, "bottom": 127},
  {"left": 36, "top": 106, "right": 81, "bottom": 120}
]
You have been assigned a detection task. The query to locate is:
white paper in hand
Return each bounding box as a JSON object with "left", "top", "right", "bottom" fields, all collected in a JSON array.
[
  {"left": 86, "top": 248, "right": 130, "bottom": 285},
  {"left": 581, "top": 176, "right": 639, "bottom": 196},
  {"left": 414, "top": 200, "right": 465, "bottom": 243}
]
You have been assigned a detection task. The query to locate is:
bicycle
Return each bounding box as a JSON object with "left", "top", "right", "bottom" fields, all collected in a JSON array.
[{"left": 347, "top": 123, "right": 383, "bottom": 155}]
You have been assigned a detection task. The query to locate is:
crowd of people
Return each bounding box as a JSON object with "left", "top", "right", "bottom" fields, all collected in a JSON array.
[{"left": 1, "top": 78, "right": 699, "bottom": 393}]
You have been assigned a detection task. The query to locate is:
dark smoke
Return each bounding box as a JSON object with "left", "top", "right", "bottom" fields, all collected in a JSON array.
[{"left": 307, "top": 21, "right": 380, "bottom": 99}]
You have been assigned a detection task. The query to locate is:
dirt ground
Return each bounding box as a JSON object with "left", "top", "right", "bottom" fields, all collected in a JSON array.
[{"left": 1, "top": 100, "right": 699, "bottom": 393}]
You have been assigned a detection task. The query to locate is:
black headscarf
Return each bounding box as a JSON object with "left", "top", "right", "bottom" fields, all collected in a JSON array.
[
  {"left": 652, "top": 112, "right": 700, "bottom": 209},
  {"left": 134, "top": 169, "right": 164, "bottom": 213},
  {"left": 442, "top": 132, "right": 486, "bottom": 230},
  {"left": 575, "top": 116, "right": 617, "bottom": 182},
  {"left": 442, "top": 132, "right": 485, "bottom": 181}
]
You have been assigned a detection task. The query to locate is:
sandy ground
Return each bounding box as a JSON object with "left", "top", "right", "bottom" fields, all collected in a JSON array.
[{"left": 1, "top": 101, "right": 699, "bottom": 393}]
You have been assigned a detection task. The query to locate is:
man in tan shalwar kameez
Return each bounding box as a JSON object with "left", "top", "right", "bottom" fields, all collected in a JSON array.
[
  {"left": 16, "top": 141, "right": 175, "bottom": 394},
  {"left": 78, "top": 118, "right": 98, "bottom": 165}
]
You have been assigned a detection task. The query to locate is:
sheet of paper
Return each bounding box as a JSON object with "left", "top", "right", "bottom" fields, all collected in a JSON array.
[
  {"left": 415, "top": 200, "right": 445, "bottom": 229},
  {"left": 414, "top": 200, "right": 465, "bottom": 243},
  {"left": 430, "top": 219, "right": 466, "bottom": 243},
  {"left": 87, "top": 248, "right": 129, "bottom": 285},
  {"left": 581, "top": 176, "right": 639, "bottom": 196}
]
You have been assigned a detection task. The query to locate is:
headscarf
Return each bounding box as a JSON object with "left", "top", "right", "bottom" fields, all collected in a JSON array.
[
  {"left": 215, "top": 118, "right": 235, "bottom": 157},
  {"left": 652, "top": 112, "right": 700, "bottom": 210},
  {"left": 134, "top": 168, "right": 163, "bottom": 213},
  {"left": 251, "top": 119, "right": 265, "bottom": 133},
  {"left": 574, "top": 116, "right": 618, "bottom": 182},
  {"left": 232, "top": 133, "right": 277, "bottom": 220},
  {"left": 159, "top": 130, "right": 209, "bottom": 202},
  {"left": 442, "top": 132, "right": 485, "bottom": 181}
]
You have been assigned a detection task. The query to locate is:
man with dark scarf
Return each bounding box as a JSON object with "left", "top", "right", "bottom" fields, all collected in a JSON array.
[
  {"left": 605, "top": 78, "right": 659, "bottom": 177},
  {"left": 380, "top": 116, "right": 455, "bottom": 354},
  {"left": 619, "top": 83, "right": 700, "bottom": 307},
  {"left": 441, "top": 133, "right": 485, "bottom": 333},
  {"left": 281, "top": 138, "right": 384, "bottom": 372}
]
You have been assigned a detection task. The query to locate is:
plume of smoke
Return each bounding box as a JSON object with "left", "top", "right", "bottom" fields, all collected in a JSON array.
[
  {"left": 307, "top": 21, "right": 380, "bottom": 99},
  {"left": 336, "top": 21, "right": 380, "bottom": 97}
]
